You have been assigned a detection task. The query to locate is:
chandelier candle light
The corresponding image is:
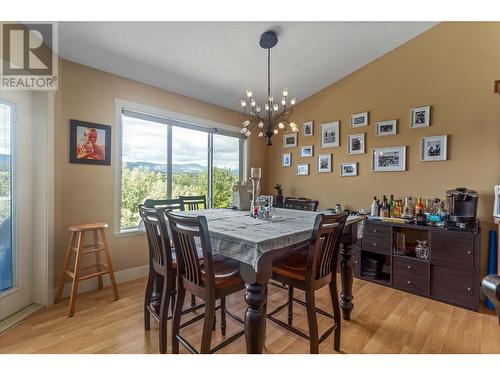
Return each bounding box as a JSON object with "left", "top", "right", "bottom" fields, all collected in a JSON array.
[{"left": 240, "top": 31, "right": 298, "bottom": 145}]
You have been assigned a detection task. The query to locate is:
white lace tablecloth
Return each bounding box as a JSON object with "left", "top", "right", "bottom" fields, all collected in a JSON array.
[{"left": 173, "top": 208, "right": 364, "bottom": 272}]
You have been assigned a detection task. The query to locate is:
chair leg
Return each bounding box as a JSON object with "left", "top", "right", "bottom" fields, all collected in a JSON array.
[
  {"left": 93, "top": 230, "right": 103, "bottom": 289},
  {"left": 159, "top": 277, "right": 173, "bottom": 354},
  {"left": 191, "top": 294, "right": 196, "bottom": 307},
  {"left": 55, "top": 232, "right": 76, "bottom": 303},
  {"left": 172, "top": 281, "right": 186, "bottom": 354},
  {"left": 171, "top": 290, "right": 176, "bottom": 316},
  {"left": 220, "top": 297, "right": 226, "bottom": 336},
  {"left": 288, "top": 286, "right": 294, "bottom": 325},
  {"left": 144, "top": 269, "right": 155, "bottom": 331},
  {"left": 329, "top": 280, "right": 341, "bottom": 352},
  {"left": 201, "top": 299, "right": 216, "bottom": 354},
  {"left": 68, "top": 232, "right": 85, "bottom": 317},
  {"left": 100, "top": 229, "right": 119, "bottom": 300},
  {"left": 305, "top": 289, "right": 319, "bottom": 354}
]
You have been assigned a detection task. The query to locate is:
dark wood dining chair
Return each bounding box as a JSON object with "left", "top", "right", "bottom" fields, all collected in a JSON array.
[
  {"left": 139, "top": 205, "right": 205, "bottom": 353},
  {"left": 267, "top": 211, "right": 349, "bottom": 353},
  {"left": 167, "top": 211, "right": 245, "bottom": 354},
  {"left": 179, "top": 195, "right": 207, "bottom": 210},
  {"left": 284, "top": 197, "right": 319, "bottom": 212}
]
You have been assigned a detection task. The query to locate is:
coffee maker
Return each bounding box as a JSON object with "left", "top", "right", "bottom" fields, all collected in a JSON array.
[{"left": 445, "top": 187, "right": 478, "bottom": 230}]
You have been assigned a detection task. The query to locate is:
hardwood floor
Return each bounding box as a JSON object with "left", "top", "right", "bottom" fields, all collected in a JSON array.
[{"left": 0, "top": 276, "right": 499, "bottom": 354}]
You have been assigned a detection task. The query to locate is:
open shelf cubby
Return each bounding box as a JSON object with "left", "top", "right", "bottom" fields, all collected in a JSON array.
[{"left": 392, "top": 226, "right": 429, "bottom": 260}]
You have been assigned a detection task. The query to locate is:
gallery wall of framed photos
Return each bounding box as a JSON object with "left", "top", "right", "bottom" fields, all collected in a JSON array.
[{"left": 257, "top": 22, "right": 500, "bottom": 246}]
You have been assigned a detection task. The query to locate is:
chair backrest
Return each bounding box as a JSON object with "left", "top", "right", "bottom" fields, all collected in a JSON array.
[
  {"left": 139, "top": 205, "right": 174, "bottom": 276},
  {"left": 179, "top": 195, "right": 207, "bottom": 211},
  {"left": 143, "top": 198, "right": 184, "bottom": 211},
  {"left": 166, "top": 212, "right": 215, "bottom": 290},
  {"left": 307, "top": 210, "right": 349, "bottom": 283},
  {"left": 284, "top": 197, "right": 319, "bottom": 212}
]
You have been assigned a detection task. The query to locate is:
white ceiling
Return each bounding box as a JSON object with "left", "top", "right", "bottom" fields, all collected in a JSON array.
[{"left": 58, "top": 22, "right": 437, "bottom": 111}]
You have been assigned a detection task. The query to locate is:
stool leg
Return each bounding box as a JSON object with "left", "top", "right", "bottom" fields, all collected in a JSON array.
[
  {"left": 69, "top": 232, "right": 85, "bottom": 317},
  {"left": 93, "top": 230, "right": 103, "bottom": 290},
  {"left": 100, "top": 229, "right": 119, "bottom": 300},
  {"left": 55, "top": 232, "right": 76, "bottom": 303}
]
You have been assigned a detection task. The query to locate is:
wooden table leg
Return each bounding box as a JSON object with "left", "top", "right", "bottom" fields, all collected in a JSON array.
[
  {"left": 340, "top": 221, "right": 357, "bottom": 321},
  {"left": 340, "top": 242, "right": 354, "bottom": 321},
  {"left": 240, "top": 262, "right": 271, "bottom": 354}
]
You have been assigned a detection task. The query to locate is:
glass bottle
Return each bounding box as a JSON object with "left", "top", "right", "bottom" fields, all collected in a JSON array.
[
  {"left": 371, "top": 196, "right": 379, "bottom": 217},
  {"left": 392, "top": 200, "right": 401, "bottom": 218},
  {"left": 380, "top": 200, "right": 389, "bottom": 218},
  {"left": 388, "top": 194, "right": 394, "bottom": 215},
  {"left": 402, "top": 197, "right": 414, "bottom": 219},
  {"left": 415, "top": 197, "right": 424, "bottom": 215}
]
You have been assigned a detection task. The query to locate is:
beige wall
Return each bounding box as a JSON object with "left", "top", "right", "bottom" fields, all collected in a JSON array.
[
  {"left": 258, "top": 22, "right": 500, "bottom": 273},
  {"left": 53, "top": 60, "right": 267, "bottom": 288}
]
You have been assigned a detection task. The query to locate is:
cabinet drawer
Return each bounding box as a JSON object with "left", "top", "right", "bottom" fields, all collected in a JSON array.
[
  {"left": 430, "top": 265, "right": 475, "bottom": 309},
  {"left": 393, "top": 257, "right": 428, "bottom": 295},
  {"left": 362, "top": 236, "right": 391, "bottom": 255},
  {"left": 364, "top": 222, "right": 391, "bottom": 237},
  {"left": 431, "top": 231, "right": 474, "bottom": 270}
]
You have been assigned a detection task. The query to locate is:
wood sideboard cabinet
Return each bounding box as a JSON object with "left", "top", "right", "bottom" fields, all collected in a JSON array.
[{"left": 353, "top": 220, "right": 481, "bottom": 311}]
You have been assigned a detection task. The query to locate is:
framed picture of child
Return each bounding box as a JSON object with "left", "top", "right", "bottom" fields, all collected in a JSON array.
[{"left": 69, "top": 119, "right": 111, "bottom": 165}]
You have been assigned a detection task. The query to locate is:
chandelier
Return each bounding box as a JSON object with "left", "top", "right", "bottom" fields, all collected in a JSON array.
[{"left": 239, "top": 31, "right": 298, "bottom": 145}]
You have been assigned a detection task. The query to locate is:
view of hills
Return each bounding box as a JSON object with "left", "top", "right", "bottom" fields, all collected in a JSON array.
[
  {"left": 0, "top": 154, "right": 9, "bottom": 172},
  {"left": 125, "top": 161, "right": 238, "bottom": 176}
]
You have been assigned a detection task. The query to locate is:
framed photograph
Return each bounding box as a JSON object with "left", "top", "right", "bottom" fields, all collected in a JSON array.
[
  {"left": 350, "top": 112, "right": 368, "bottom": 128},
  {"left": 376, "top": 120, "right": 397, "bottom": 136},
  {"left": 300, "top": 145, "right": 314, "bottom": 158},
  {"left": 347, "top": 133, "right": 365, "bottom": 155},
  {"left": 372, "top": 146, "right": 406, "bottom": 172},
  {"left": 421, "top": 135, "right": 447, "bottom": 161},
  {"left": 69, "top": 119, "right": 111, "bottom": 165},
  {"left": 340, "top": 162, "right": 358, "bottom": 177},
  {"left": 282, "top": 152, "right": 292, "bottom": 167},
  {"left": 410, "top": 106, "right": 431, "bottom": 128},
  {"left": 296, "top": 163, "right": 310, "bottom": 176},
  {"left": 317, "top": 154, "right": 332, "bottom": 173},
  {"left": 283, "top": 133, "right": 297, "bottom": 148},
  {"left": 320, "top": 121, "right": 340, "bottom": 148},
  {"left": 303, "top": 121, "right": 314, "bottom": 137}
]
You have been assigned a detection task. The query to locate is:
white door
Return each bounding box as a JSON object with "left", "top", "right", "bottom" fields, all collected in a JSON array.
[{"left": 0, "top": 91, "right": 34, "bottom": 321}]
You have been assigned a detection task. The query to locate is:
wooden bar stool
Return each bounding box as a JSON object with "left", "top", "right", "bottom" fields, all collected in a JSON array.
[{"left": 55, "top": 222, "right": 119, "bottom": 317}]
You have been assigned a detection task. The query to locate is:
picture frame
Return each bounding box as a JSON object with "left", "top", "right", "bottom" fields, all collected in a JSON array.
[
  {"left": 282, "top": 152, "right": 292, "bottom": 167},
  {"left": 372, "top": 146, "right": 406, "bottom": 172},
  {"left": 347, "top": 133, "right": 365, "bottom": 155},
  {"left": 303, "top": 121, "right": 314, "bottom": 137},
  {"left": 69, "top": 119, "right": 111, "bottom": 165},
  {"left": 376, "top": 120, "right": 397, "bottom": 136},
  {"left": 410, "top": 106, "right": 431, "bottom": 128},
  {"left": 283, "top": 133, "right": 297, "bottom": 148},
  {"left": 350, "top": 111, "right": 368, "bottom": 128},
  {"left": 340, "top": 162, "right": 358, "bottom": 177},
  {"left": 300, "top": 145, "right": 314, "bottom": 158},
  {"left": 320, "top": 121, "right": 340, "bottom": 148},
  {"left": 421, "top": 135, "right": 447, "bottom": 161},
  {"left": 317, "top": 154, "right": 332, "bottom": 173},
  {"left": 296, "top": 163, "right": 310, "bottom": 176}
]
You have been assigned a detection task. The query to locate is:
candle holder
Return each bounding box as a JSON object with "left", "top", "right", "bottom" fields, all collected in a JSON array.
[{"left": 250, "top": 177, "right": 261, "bottom": 217}]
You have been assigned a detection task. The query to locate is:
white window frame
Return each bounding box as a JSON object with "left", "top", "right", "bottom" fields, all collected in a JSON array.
[{"left": 114, "top": 98, "right": 250, "bottom": 236}]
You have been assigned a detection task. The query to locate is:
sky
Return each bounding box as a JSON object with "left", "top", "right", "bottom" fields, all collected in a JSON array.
[{"left": 122, "top": 116, "right": 240, "bottom": 170}]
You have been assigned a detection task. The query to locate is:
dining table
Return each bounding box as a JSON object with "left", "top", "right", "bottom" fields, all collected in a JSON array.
[{"left": 176, "top": 207, "right": 365, "bottom": 354}]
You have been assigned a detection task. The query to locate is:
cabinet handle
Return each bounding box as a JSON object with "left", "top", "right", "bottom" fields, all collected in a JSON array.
[
  {"left": 467, "top": 250, "right": 472, "bottom": 255},
  {"left": 407, "top": 265, "right": 412, "bottom": 269},
  {"left": 467, "top": 287, "right": 471, "bottom": 292},
  {"left": 407, "top": 281, "right": 412, "bottom": 285},
  {"left": 372, "top": 243, "right": 377, "bottom": 246},
  {"left": 373, "top": 229, "right": 377, "bottom": 233}
]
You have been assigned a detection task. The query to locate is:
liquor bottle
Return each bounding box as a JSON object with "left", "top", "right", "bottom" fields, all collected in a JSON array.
[
  {"left": 380, "top": 199, "right": 389, "bottom": 218},
  {"left": 388, "top": 194, "right": 394, "bottom": 215},
  {"left": 371, "top": 196, "right": 379, "bottom": 217},
  {"left": 391, "top": 200, "right": 401, "bottom": 218},
  {"left": 415, "top": 197, "right": 424, "bottom": 215},
  {"left": 402, "top": 196, "right": 414, "bottom": 219}
]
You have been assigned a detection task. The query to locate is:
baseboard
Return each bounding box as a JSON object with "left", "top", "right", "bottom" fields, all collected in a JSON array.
[{"left": 48, "top": 264, "right": 148, "bottom": 305}]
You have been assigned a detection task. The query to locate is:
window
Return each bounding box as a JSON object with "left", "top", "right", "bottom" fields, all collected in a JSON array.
[{"left": 118, "top": 104, "right": 245, "bottom": 232}]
